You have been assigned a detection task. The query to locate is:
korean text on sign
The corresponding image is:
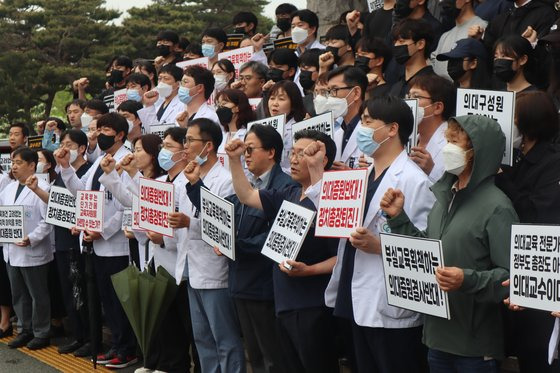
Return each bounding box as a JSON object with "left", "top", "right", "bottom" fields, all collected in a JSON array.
[
  {"left": 200, "top": 187, "right": 236, "bottom": 260},
  {"left": 292, "top": 111, "right": 334, "bottom": 139},
  {"left": 138, "top": 177, "right": 174, "bottom": 237},
  {"left": 46, "top": 186, "right": 76, "bottom": 229},
  {"left": 0, "top": 206, "right": 24, "bottom": 243},
  {"left": 247, "top": 113, "right": 286, "bottom": 137},
  {"left": 75, "top": 190, "right": 104, "bottom": 233}
]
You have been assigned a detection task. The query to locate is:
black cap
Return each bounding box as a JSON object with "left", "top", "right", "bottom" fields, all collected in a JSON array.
[
  {"left": 436, "top": 38, "right": 487, "bottom": 61},
  {"left": 540, "top": 21, "right": 560, "bottom": 44}
]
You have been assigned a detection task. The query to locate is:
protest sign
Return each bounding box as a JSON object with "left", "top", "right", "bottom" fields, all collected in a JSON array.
[
  {"left": 0, "top": 206, "right": 24, "bottom": 243},
  {"left": 218, "top": 46, "right": 254, "bottom": 78},
  {"left": 75, "top": 190, "right": 104, "bottom": 232},
  {"left": 176, "top": 57, "right": 209, "bottom": 71},
  {"left": 138, "top": 177, "right": 174, "bottom": 237},
  {"left": 404, "top": 98, "right": 419, "bottom": 153},
  {"left": 0, "top": 153, "right": 11, "bottom": 172},
  {"left": 261, "top": 201, "right": 315, "bottom": 266},
  {"left": 122, "top": 209, "right": 132, "bottom": 230},
  {"left": 456, "top": 88, "right": 515, "bottom": 165},
  {"left": 27, "top": 135, "right": 43, "bottom": 150},
  {"left": 46, "top": 186, "right": 76, "bottom": 229},
  {"left": 150, "top": 123, "right": 176, "bottom": 140},
  {"left": 380, "top": 233, "right": 450, "bottom": 319},
  {"left": 123, "top": 195, "right": 145, "bottom": 231},
  {"left": 315, "top": 168, "right": 368, "bottom": 238},
  {"left": 509, "top": 224, "right": 560, "bottom": 312},
  {"left": 113, "top": 88, "right": 128, "bottom": 109},
  {"left": 273, "top": 37, "right": 298, "bottom": 51},
  {"left": 292, "top": 112, "right": 334, "bottom": 139},
  {"left": 217, "top": 153, "right": 230, "bottom": 170},
  {"left": 367, "top": 0, "right": 384, "bottom": 11},
  {"left": 247, "top": 113, "right": 285, "bottom": 136},
  {"left": 200, "top": 188, "right": 235, "bottom": 260},
  {"left": 225, "top": 33, "right": 244, "bottom": 50},
  {"left": 248, "top": 98, "right": 262, "bottom": 112}
]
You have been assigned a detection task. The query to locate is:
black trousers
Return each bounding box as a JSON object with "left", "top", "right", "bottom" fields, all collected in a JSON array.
[
  {"left": 352, "top": 323, "right": 428, "bottom": 373},
  {"left": 144, "top": 281, "right": 200, "bottom": 373},
  {"left": 276, "top": 306, "right": 338, "bottom": 373},
  {"left": 48, "top": 258, "right": 66, "bottom": 319},
  {"left": 92, "top": 254, "right": 136, "bottom": 357},
  {"left": 0, "top": 249, "right": 11, "bottom": 307}
]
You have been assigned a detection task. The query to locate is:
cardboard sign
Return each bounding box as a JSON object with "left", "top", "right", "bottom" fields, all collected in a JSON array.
[
  {"left": 225, "top": 33, "right": 245, "bottom": 50},
  {"left": 367, "top": 0, "right": 384, "bottom": 12},
  {"left": 0, "top": 206, "right": 24, "bottom": 243},
  {"left": 247, "top": 113, "right": 286, "bottom": 136},
  {"left": 113, "top": 88, "right": 128, "bottom": 109},
  {"left": 200, "top": 188, "right": 236, "bottom": 260},
  {"left": 292, "top": 111, "right": 334, "bottom": 139},
  {"left": 138, "top": 177, "right": 174, "bottom": 237},
  {"left": 0, "top": 153, "right": 11, "bottom": 172},
  {"left": 218, "top": 46, "right": 254, "bottom": 78},
  {"left": 456, "top": 88, "right": 515, "bottom": 165},
  {"left": 46, "top": 186, "right": 76, "bottom": 229},
  {"left": 150, "top": 123, "right": 176, "bottom": 140},
  {"left": 404, "top": 99, "right": 419, "bottom": 153},
  {"left": 261, "top": 201, "right": 315, "bottom": 265},
  {"left": 27, "top": 135, "right": 43, "bottom": 150},
  {"left": 75, "top": 190, "right": 104, "bottom": 232},
  {"left": 509, "top": 224, "right": 560, "bottom": 312},
  {"left": 248, "top": 98, "right": 262, "bottom": 112},
  {"left": 315, "top": 168, "right": 368, "bottom": 238},
  {"left": 380, "top": 233, "right": 450, "bottom": 319},
  {"left": 273, "top": 37, "right": 298, "bottom": 51},
  {"left": 176, "top": 57, "right": 210, "bottom": 71}
]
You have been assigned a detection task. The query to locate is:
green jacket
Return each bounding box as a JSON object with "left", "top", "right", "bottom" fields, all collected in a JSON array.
[{"left": 388, "top": 115, "right": 518, "bottom": 358}]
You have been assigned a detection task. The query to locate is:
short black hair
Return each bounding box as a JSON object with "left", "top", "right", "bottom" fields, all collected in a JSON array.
[
  {"left": 184, "top": 42, "right": 202, "bottom": 57},
  {"left": 275, "top": 3, "right": 298, "bottom": 16},
  {"left": 133, "top": 59, "right": 158, "bottom": 85},
  {"left": 299, "top": 49, "right": 322, "bottom": 69},
  {"left": 157, "top": 30, "right": 180, "bottom": 44},
  {"left": 178, "top": 37, "right": 190, "bottom": 50},
  {"left": 202, "top": 27, "right": 227, "bottom": 44},
  {"left": 325, "top": 24, "right": 350, "bottom": 44},
  {"left": 188, "top": 118, "right": 223, "bottom": 154},
  {"left": 291, "top": 9, "right": 319, "bottom": 37},
  {"left": 409, "top": 74, "right": 456, "bottom": 120},
  {"left": 117, "top": 100, "right": 144, "bottom": 119},
  {"left": 269, "top": 48, "right": 299, "bottom": 71},
  {"left": 327, "top": 66, "right": 368, "bottom": 101},
  {"left": 233, "top": 11, "right": 258, "bottom": 30},
  {"left": 293, "top": 129, "right": 336, "bottom": 170},
  {"left": 12, "top": 147, "right": 37, "bottom": 166},
  {"left": 113, "top": 55, "right": 133, "bottom": 69},
  {"left": 185, "top": 65, "right": 215, "bottom": 100},
  {"left": 85, "top": 99, "right": 109, "bottom": 114},
  {"left": 392, "top": 18, "right": 435, "bottom": 59},
  {"left": 159, "top": 64, "right": 183, "bottom": 82},
  {"left": 127, "top": 72, "right": 152, "bottom": 90},
  {"left": 212, "top": 59, "right": 236, "bottom": 85},
  {"left": 364, "top": 96, "right": 414, "bottom": 146},
  {"left": 61, "top": 129, "right": 88, "bottom": 149},
  {"left": 64, "top": 99, "right": 86, "bottom": 112},
  {"left": 97, "top": 112, "right": 129, "bottom": 139},
  {"left": 516, "top": 91, "right": 559, "bottom": 142},
  {"left": 163, "top": 127, "right": 187, "bottom": 145},
  {"left": 246, "top": 124, "right": 284, "bottom": 163},
  {"left": 10, "top": 122, "right": 29, "bottom": 138},
  {"left": 356, "top": 37, "right": 392, "bottom": 72}
]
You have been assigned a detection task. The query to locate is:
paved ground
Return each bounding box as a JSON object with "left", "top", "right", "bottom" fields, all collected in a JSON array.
[{"left": 0, "top": 343, "right": 59, "bottom": 372}]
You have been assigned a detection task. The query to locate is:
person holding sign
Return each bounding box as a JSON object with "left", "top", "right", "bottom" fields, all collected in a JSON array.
[
  {"left": 1, "top": 147, "right": 53, "bottom": 350},
  {"left": 306, "top": 96, "right": 436, "bottom": 373},
  {"left": 226, "top": 129, "right": 339, "bottom": 373},
  {"left": 381, "top": 115, "right": 518, "bottom": 372}
]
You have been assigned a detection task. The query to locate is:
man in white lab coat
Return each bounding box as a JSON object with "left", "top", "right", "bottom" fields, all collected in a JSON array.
[
  {"left": 56, "top": 113, "right": 138, "bottom": 369},
  {"left": 2, "top": 147, "right": 53, "bottom": 350},
  {"left": 306, "top": 96, "right": 436, "bottom": 372},
  {"left": 175, "top": 65, "right": 219, "bottom": 126}
]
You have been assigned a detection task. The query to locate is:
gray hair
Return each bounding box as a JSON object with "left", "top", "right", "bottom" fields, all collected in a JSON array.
[{"left": 239, "top": 61, "right": 268, "bottom": 80}]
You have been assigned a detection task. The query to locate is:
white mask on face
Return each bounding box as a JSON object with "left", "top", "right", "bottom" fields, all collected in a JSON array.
[
  {"left": 156, "top": 82, "right": 173, "bottom": 98},
  {"left": 127, "top": 119, "right": 135, "bottom": 133},
  {"left": 416, "top": 103, "right": 435, "bottom": 125},
  {"left": 291, "top": 27, "right": 309, "bottom": 44},
  {"left": 36, "top": 162, "right": 46, "bottom": 174},
  {"left": 512, "top": 124, "right": 523, "bottom": 149},
  {"left": 80, "top": 113, "right": 93, "bottom": 128},
  {"left": 326, "top": 88, "right": 355, "bottom": 119},
  {"left": 442, "top": 142, "right": 469, "bottom": 175},
  {"left": 214, "top": 74, "right": 228, "bottom": 91},
  {"left": 313, "top": 94, "right": 328, "bottom": 114},
  {"left": 69, "top": 149, "right": 79, "bottom": 164}
]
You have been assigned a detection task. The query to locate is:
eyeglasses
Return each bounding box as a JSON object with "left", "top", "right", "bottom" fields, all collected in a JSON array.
[
  {"left": 325, "top": 86, "right": 353, "bottom": 98},
  {"left": 406, "top": 93, "right": 432, "bottom": 100},
  {"left": 288, "top": 150, "right": 305, "bottom": 160},
  {"left": 238, "top": 75, "right": 256, "bottom": 82},
  {"left": 183, "top": 137, "right": 207, "bottom": 146},
  {"left": 244, "top": 146, "right": 264, "bottom": 155},
  {"left": 313, "top": 90, "right": 328, "bottom": 98}
]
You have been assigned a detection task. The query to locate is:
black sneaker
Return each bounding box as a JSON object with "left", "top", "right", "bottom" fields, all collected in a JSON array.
[
  {"left": 58, "top": 340, "right": 83, "bottom": 354},
  {"left": 73, "top": 342, "right": 92, "bottom": 357},
  {"left": 27, "top": 337, "right": 50, "bottom": 350},
  {"left": 105, "top": 355, "right": 139, "bottom": 369},
  {"left": 8, "top": 332, "right": 33, "bottom": 348}
]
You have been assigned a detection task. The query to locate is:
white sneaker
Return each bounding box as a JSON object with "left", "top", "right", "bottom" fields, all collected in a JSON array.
[{"left": 134, "top": 368, "right": 154, "bottom": 373}]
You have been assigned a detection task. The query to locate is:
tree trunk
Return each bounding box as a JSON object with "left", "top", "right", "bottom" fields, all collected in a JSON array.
[
  {"left": 43, "top": 90, "right": 56, "bottom": 118},
  {"left": 307, "top": 0, "right": 368, "bottom": 36}
]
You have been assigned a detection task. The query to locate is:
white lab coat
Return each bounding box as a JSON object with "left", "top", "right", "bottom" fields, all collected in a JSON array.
[
  {"left": 191, "top": 101, "right": 220, "bottom": 124},
  {"left": 308, "top": 150, "right": 436, "bottom": 328},
  {"left": 280, "top": 118, "right": 295, "bottom": 174},
  {"left": 61, "top": 145, "right": 132, "bottom": 257},
  {"left": 425, "top": 121, "right": 448, "bottom": 183},
  {"left": 334, "top": 120, "right": 362, "bottom": 169},
  {"left": 175, "top": 161, "right": 234, "bottom": 287},
  {"left": 137, "top": 94, "right": 184, "bottom": 128},
  {"left": 1, "top": 179, "right": 53, "bottom": 267}
]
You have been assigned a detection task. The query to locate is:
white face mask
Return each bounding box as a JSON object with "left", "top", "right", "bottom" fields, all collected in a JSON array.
[
  {"left": 80, "top": 113, "right": 93, "bottom": 128},
  {"left": 69, "top": 149, "right": 79, "bottom": 164},
  {"left": 214, "top": 74, "right": 228, "bottom": 91},
  {"left": 416, "top": 103, "right": 435, "bottom": 125},
  {"left": 156, "top": 82, "right": 173, "bottom": 98},
  {"left": 442, "top": 142, "right": 469, "bottom": 175},
  {"left": 36, "top": 162, "right": 47, "bottom": 174},
  {"left": 512, "top": 125, "right": 523, "bottom": 149},
  {"left": 313, "top": 94, "right": 328, "bottom": 114},
  {"left": 326, "top": 88, "right": 354, "bottom": 119},
  {"left": 127, "top": 119, "right": 135, "bottom": 133},
  {"left": 291, "top": 26, "right": 309, "bottom": 44}
]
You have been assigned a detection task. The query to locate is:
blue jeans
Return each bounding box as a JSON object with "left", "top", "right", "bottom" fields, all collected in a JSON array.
[
  {"left": 428, "top": 349, "right": 499, "bottom": 373},
  {"left": 187, "top": 283, "right": 246, "bottom": 373}
]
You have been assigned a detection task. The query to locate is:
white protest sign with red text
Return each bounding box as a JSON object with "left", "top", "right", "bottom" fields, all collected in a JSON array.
[
  {"left": 138, "top": 178, "right": 174, "bottom": 237},
  {"left": 315, "top": 168, "right": 368, "bottom": 238},
  {"left": 113, "top": 88, "right": 128, "bottom": 109},
  {"left": 176, "top": 57, "right": 210, "bottom": 71},
  {"left": 46, "top": 186, "right": 76, "bottom": 229},
  {"left": 248, "top": 98, "right": 262, "bottom": 112},
  {"left": 75, "top": 191, "right": 104, "bottom": 233},
  {"left": 218, "top": 46, "right": 254, "bottom": 78}
]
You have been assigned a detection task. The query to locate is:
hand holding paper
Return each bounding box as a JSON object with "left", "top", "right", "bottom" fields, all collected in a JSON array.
[
  {"left": 502, "top": 279, "right": 525, "bottom": 311},
  {"left": 380, "top": 188, "right": 404, "bottom": 218},
  {"left": 168, "top": 212, "right": 190, "bottom": 229},
  {"left": 350, "top": 227, "right": 380, "bottom": 254},
  {"left": 15, "top": 236, "right": 30, "bottom": 247},
  {"left": 436, "top": 267, "right": 464, "bottom": 292},
  {"left": 146, "top": 231, "right": 164, "bottom": 245}
]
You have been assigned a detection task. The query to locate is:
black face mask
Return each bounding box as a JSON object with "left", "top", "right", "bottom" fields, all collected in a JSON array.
[
  {"left": 393, "top": 44, "right": 412, "bottom": 65},
  {"left": 447, "top": 58, "right": 467, "bottom": 81},
  {"left": 394, "top": 0, "right": 414, "bottom": 19},
  {"left": 299, "top": 70, "right": 315, "bottom": 91},
  {"left": 233, "top": 27, "right": 246, "bottom": 35},
  {"left": 277, "top": 18, "right": 291, "bottom": 33},
  {"left": 216, "top": 106, "right": 234, "bottom": 126},
  {"left": 326, "top": 46, "right": 341, "bottom": 65},
  {"left": 493, "top": 58, "right": 516, "bottom": 82},
  {"left": 97, "top": 134, "right": 116, "bottom": 151},
  {"left": 267, "top": 68, "right": 285, "bottom": 82},
  {"left": 157, "top": 44, "right": 171, "bottom": 57},
  {"left": 354, "top": 56, "right": 371, "bottom": 74},
  {"left": 107, "top": 69, "right": 124, "bottom": 86}
]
